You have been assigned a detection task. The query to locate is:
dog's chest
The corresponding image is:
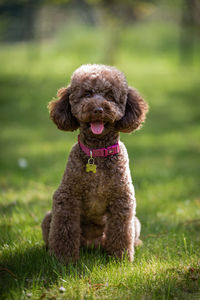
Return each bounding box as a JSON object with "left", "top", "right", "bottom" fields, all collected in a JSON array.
[{"left": 81, "top": 168, "right": 111, "bottom": 217}]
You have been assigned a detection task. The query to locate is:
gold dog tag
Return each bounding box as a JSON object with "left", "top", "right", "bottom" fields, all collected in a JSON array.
[
  {"left": 86, "top": 156, "right": 96, "bottom": 174},
  {"left": 86, "top": 163, "right": 96, "bottom": 173}
]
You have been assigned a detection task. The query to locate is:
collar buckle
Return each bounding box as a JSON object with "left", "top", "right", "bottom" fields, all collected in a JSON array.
[{"left": 104, "top": 145, "right": 118, "bottom": 157}]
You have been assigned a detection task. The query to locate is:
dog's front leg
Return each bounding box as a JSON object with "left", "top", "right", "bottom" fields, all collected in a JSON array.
[
  {"left": 48, "top": 188, "right": 81, "bottom": 263},
  {"left": 104, "top": 198, "right": 135, "bottom": 262}
]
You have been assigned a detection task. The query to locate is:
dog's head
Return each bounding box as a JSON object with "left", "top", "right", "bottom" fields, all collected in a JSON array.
[{"left": 48, "top": 64, "right": 148, "bottom": 135}]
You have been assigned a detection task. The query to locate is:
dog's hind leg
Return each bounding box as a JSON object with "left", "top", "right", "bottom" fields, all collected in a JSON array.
[
  {"left": 134, "top": 216, "right": 143, "bottom": 247},
  {"left": 41, "top": 211, "right": 52, "bottom": 249}
]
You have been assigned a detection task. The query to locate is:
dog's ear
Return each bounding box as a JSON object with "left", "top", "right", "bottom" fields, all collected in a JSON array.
[
  {"left": 48, "top": 86, "right": 79, "bottom": 131},
  {"left": 116, "top": 87, "right": 148, "bottom": 133}
]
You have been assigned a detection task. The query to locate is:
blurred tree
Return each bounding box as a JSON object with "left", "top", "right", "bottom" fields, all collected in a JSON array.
[
  {"left": 85, "top": 0, "right": 157, "bottom": 64},
  {"left": 180, "top": 0, "right": 200, "bottom": 62},
  {"left": 0, "top": 0, "right": 199, "bottom": 65},
  {"left": 0, "top": 0, "right": 40, "bottom": 41}
]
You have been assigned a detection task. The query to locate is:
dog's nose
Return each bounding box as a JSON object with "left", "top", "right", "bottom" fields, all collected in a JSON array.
[{"left": 94, "top": 107, "right": 103, "bottom": 114}]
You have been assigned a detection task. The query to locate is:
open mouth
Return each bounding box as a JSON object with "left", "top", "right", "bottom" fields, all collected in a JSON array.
[{"left": 90, "top": 121, "right": 104, "bottom": 135}]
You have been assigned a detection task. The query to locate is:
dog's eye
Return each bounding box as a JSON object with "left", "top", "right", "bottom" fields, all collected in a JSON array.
[
  {"left": 106, "top": 93, "right": 114, "bottom": 101},
  {"left": 84, "top": 91, "right": 92, "bottom": 98}
]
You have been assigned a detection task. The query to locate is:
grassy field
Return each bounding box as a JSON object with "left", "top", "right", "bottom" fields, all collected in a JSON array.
[{"left": 0, "top": 22, "right": 200, "bottom": 299}]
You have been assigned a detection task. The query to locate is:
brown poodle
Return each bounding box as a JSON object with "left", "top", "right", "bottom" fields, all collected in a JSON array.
[{"left": 42, "top": 64, "right": 148, "bottom": 263}]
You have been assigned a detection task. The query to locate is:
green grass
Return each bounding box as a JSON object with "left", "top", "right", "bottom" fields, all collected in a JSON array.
[{"left": 0, "top": 22, "right": 200, "bottom": 299}]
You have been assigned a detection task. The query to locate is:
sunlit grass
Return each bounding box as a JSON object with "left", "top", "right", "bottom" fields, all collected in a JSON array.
[{"left": 0, "top": 22, "right": 200, "bottom": 299}]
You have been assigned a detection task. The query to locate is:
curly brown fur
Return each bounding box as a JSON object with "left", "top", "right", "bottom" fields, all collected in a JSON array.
[
  {"left": 48, "top": 87, "right": 79, "bottom": 131},
  {"left": 42, "top": 64, "right": 148, "bottom": 263},
  {"left": 116, "top": 87, "right": 148, "bottom": 132}
]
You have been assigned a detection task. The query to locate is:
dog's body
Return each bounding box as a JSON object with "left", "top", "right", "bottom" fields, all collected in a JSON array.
[{"left": 42, "top": 64, "right": 148, "bottom": 263}]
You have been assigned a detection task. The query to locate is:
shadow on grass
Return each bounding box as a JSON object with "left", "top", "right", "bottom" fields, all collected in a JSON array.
[
  {"left": 0, "top": 244, "right": 110, "bottom": 298},
  {"left": 0, "top": 245, "right": 62, "bottom": 296},
  {"left": 0, "top": 195, "right": 199, "bottom": 298},
  {"left": 0, "top": 227, "right": 199, "bottom": 299}
]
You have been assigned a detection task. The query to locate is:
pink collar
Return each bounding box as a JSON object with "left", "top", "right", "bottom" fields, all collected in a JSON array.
[{"left": 78, "top": 135, "right": 120, "bottom": 157}]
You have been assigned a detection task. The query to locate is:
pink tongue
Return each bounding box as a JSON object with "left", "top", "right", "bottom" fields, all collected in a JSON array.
[{"left": 90, "top": 122, "right": 104, "bottom": 135}]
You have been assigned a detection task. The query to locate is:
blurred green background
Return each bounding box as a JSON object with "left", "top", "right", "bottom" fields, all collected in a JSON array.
[
  {"left": 0, "top": 0, "right": 200, "bottom": 299},
  {"left": 0, "top": 0, "right": 199, "bottom": 188}
]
